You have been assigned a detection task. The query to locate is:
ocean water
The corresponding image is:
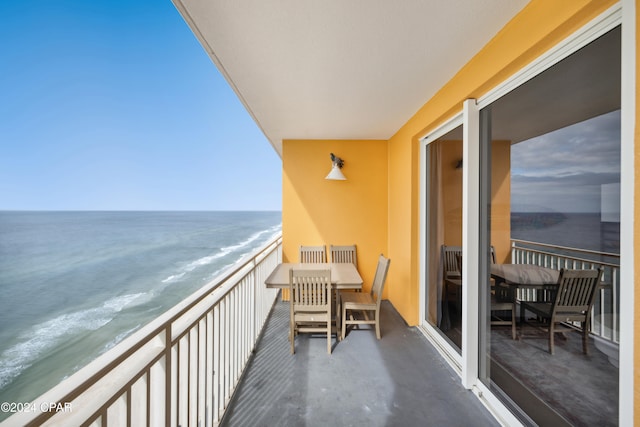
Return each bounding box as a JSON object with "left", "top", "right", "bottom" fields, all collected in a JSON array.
[
  {"left": 0, "top": 211, "right": 281, "bottom": 411},
  {"left": 510, "top": 212, "right": 620, "bottom": 260}
]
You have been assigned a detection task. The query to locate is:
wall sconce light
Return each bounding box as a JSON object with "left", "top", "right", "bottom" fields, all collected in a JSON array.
[{"left": 325, "top": 153, "right": 346, "bottom": 180}]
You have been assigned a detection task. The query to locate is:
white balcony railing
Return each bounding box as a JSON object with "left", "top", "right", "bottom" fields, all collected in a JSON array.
[
  {"left": 511, "top": 239, "right": 620, "bottom": 344},
  {"left": 2, "top": 234, "right": 283, "bottom": 427}
]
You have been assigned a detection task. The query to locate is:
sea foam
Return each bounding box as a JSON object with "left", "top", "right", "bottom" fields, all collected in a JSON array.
[{"left": 0, "top": 293, "right": 146, "bottom": 389}]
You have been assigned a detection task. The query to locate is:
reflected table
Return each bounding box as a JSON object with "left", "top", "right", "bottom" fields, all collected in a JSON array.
[
  {"left": 490, "top": 263, "right": 560, "bottom": 316},
  {"left": 490, "top": 264, "right": 560, "bottom": 288}
]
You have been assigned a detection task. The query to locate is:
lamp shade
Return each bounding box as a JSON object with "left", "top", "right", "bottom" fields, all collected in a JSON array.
[{"left": 325, "top": 164, "right": 346, "bottom": 180}]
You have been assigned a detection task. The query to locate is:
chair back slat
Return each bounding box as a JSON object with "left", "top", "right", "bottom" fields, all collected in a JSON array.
[
  {"left": 330, "top": 244, "right": 357, "bottom": 267},
  {"left": 552, "top": 268, "right": 602, "bottom": 317},
  {"left": 299, "top": 245, "right": 326, "bottom": 263},
  {"left": 290, "top": 269, "right": 331, "bottom": 311},
  {"left": 442, "top": 245, "right": 462, "bottom": 279},
  {"left": 371, "top": 254, "right": 391, "bottom": 304}
]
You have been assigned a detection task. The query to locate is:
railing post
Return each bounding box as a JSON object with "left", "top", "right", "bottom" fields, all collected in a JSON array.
[
  {"left": 252, "top": 257, "right": 257, "bottom": 353},
  {"left": 164, "top": 324, "right": 172, "bottom": 427}
]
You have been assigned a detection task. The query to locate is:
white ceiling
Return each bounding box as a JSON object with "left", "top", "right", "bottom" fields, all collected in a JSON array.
[{"left": 173, "top": 0, "right": 530, "bottom": 156}]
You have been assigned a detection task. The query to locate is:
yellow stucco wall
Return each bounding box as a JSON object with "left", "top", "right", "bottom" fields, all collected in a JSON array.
[
  {"left": 282, "top": 139, "right": 388, "bottom": 293},
  {"left": 439, "top": 140, "right": 511, "bottom": 263},
  {"left": 635, "top": 2, "right": 640, "bottom": 424},
  {"left": 441, "top": 140, "right": 463, "bottom": 246},
  {"left": 491, "top": 141, "right": 512, "bottom": 264},
  {"left": 387, "top": 129, "right": 418, "bottom": 322}
]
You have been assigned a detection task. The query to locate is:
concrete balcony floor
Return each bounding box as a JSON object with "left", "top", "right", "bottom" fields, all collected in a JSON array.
[{"left": 221, "top": 298, "right": 499, "bottom": 427}]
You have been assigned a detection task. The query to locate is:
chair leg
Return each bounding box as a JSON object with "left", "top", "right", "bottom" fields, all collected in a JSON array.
[
  {"left": 582, "top": 321, "right": 589, "bottom": 355},
  {"left": 510, "top": 302, "right": 516, "bottom": 340},
  {"left": 327, "top": 322, "right": 331, "bottom": 354},
  {"left": 342, "top": 307, "right": 347, "bottom": 339},
  {"left": 334, "top": 289, "right": 340, "bottom": 341},
  {"left": 549, "top": 322, "right": 555, "bottom": 355},
  {"left": 375, "top": 310, "right": 381, "bottom": 340},
  {"left": 290, "top": 322, "right": 295, "bottom": 354}
]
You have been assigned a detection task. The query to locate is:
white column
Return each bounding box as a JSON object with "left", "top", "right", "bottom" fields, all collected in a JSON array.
[
  {"left": 619, "top": 0, "right": 635, "bottom": 424},
  {"left": 462, "top": 98, "right": 479, "bottom": 389}
]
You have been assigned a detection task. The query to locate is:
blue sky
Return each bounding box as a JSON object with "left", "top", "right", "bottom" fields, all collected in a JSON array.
[{"left": 0, "top": 1, "right": 282, "bottom": 211}]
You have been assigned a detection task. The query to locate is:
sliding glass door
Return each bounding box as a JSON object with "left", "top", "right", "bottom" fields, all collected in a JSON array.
[
  {"left": 420, "top": 9, "right": 626, "bottom": 423},
  {"left": 479, "top": 26, "right": 621, "bottom": 426},
  {"left": 424, "top": 126, "right": 464, "bottom": 354}
]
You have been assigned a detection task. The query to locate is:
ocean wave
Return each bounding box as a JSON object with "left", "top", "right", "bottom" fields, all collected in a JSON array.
[
  {"left": 0, "top": 293, "right": 146, "bottom": 390},
  {"left": 101, "top": 324, "right": 141, "bottom": 353},
  {"left": 160, "top": 224, "right": 282, "bottom": 284},
  {"left": 161, "top": 272, "right": 186, "bottom": 283}
]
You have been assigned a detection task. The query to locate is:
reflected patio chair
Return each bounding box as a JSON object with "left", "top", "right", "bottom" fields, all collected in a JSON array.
[
  {"left": 330, "top": 244, "right": 357, "bottom": 267},
  {"left": 289, "top": 269, "right": 333, "bottom": 354},
  {"left": 520, "top": 267, "right": 603, "bottom": 355},
  {"left": 487, "top": 248, "right": 517, "bottom": 340},
  {"left": 341, "top": 254, "right": 390, "bottom": 340},
  {"left": 442, "top": 245, "right": 462, "bottom": 312},
  {"left": 455, "top": 251, "right": 516, "bottom": 339},
  {"left": 299, "top": 245, "right": 326, "bottom": 263}
]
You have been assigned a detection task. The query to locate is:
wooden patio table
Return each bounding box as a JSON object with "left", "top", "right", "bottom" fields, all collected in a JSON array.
[
  {"left": 265, "top": 262, "right": 363, "bottom": 341},
  {"left": 265, "top": 262, "right": 363, "bottom": 290}
]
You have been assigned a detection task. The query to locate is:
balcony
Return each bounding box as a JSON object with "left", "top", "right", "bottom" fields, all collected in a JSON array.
[
  {"left": 220, "top": 300, "right": 497, "bottom": 427},
  {"left": 2, "top": 234, "right": 498, "bottom": 427},
  {"left": 1, "top": 235, "right": 619, "bottom": 426}
]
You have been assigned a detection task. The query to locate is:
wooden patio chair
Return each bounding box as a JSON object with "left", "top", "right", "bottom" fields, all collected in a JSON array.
[
  {"left": 341, "top": 254, "right": 390, "bottom": 340},
  {"left": 520, "top": 267, "right": 603, "bottom": 355},
  {"left": 330, "top": 245, "right": 358, "bottom": 296},
  {"left": 329, "top": 244, "right": 357, "bottom": 267},
  {"left": 299, "top": 245, "right": 326, "bottom": 263},
  {"left": 289, "top": 269, "right": 333, "bottom": 354}
]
